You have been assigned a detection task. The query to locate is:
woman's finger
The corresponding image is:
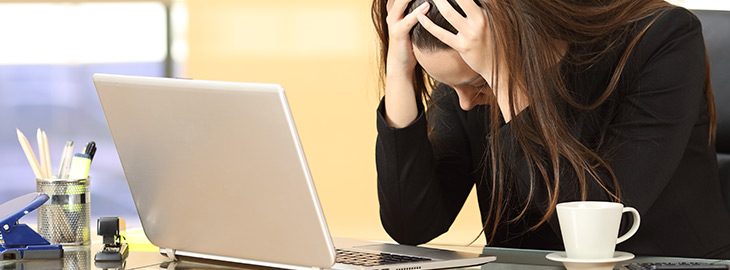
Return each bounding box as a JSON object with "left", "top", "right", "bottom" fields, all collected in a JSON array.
[
  {"left": 454, "top": 0, "right": 483, "bottom": 19},
  {"left": 430, "top": 0, "right": 467, "bottom": 29},
  {"left": 401, "top": 2, "right": 430, "bottom": 29},
  {"left": 417, "top": 13, "right": 458, "bottom": 48},
  {"left": 388, "top": 0, "right": 414, "bottom": 20}
]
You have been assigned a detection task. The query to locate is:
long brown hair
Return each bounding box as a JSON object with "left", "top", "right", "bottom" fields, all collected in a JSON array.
[{"left": 371, "top": 0, "right": 717, "bottom": 244}]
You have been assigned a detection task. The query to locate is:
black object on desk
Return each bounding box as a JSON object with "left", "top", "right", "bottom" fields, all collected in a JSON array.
[
  {"left": 95, "top": 260, "right": 127, "bottom": 270},
  {"left": 94, "top": 217, "right": 129, "bottom": 262}
]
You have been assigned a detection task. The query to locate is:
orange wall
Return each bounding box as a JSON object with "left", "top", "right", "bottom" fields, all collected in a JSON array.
[{"left": 184, "top": 0, "right": 485, "bottom": 246}]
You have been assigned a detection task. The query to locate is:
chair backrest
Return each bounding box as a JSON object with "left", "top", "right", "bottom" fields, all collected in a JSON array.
[{"left": 693, "top": 9, "right": 730, "bottom": 212}]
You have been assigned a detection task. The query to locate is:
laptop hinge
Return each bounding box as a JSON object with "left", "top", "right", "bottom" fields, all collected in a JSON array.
[{"left": 159, "top": 248, "right": 177, "bottom": 260}]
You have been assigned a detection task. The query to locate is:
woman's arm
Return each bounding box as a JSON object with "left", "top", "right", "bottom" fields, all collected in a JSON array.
[
  {"left": 376, "top": 86, "right": 479, "bottom": 245},
  {"left": 601, "top": 7, "right": 709, "bottom": 214},
  {"left": 505, "top": 7, "right": 710, "bottom": 236},
  {"left": 383, "top": 0, "right": 428, "bottom": 128},
  {"left": 376, "top": 0, "right": 478, "bottom": 245}
]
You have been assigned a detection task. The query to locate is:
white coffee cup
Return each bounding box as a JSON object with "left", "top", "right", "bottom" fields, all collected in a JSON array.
[{"left": 556, "top": 201, "right": 640, "bottom": 259}]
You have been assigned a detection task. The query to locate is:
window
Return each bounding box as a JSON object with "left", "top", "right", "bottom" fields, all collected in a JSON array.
[{"left": 0, "top": 1, "right": 176, "bottom": 225}]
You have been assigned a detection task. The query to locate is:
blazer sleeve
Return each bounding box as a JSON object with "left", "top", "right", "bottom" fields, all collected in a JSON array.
[
  {"left": 375, "top": 86, "right": 478, "bottom": 245},
  {"left": 519, "top": 8, "right": 709, "bottom": 219},
  {"left": 602, "top": 7, "right": 709, "bottom": 214},
  {"left": 504, "top": 8, "right": 711, "bottom": 237}
]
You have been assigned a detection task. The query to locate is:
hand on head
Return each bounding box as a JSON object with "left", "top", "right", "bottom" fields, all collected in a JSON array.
[
  {"left": 384, "top": 0, "right": 431, "bottom": 75},
  {"left": 415, "top": 0, "right": 495, "bottom": 80},
  {"left": 383, "top": 0, "right": 497, "bottom": 89}
]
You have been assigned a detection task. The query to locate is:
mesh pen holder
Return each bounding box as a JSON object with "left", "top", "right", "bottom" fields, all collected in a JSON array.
[
  {"left": 36, "top": 177, "right": 91, "bottom": 246},
  {"left": 64, "top": 245, "right": 92, "bottom": 270}
]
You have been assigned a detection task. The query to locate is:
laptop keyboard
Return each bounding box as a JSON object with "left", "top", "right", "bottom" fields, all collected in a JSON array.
[
  {"left": 624, "top": 262, "right": 729, "bottom": 269},
  {"left": 335, "top": 248, "right": 433, "bottom": 267}
]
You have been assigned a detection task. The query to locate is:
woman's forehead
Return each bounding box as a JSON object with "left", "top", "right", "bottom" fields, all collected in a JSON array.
[{"left": 413, "top": 47, "right": 481, "bottom": 86}]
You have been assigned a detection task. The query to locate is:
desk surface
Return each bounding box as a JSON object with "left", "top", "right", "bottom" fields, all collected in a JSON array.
[{"left": 2, "top": 236, "right": 729, "bottom": 270}]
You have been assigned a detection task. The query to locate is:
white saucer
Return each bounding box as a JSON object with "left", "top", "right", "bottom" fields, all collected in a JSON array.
[{"left": 545, "top": 251, "right": 634, "bottom": 270}]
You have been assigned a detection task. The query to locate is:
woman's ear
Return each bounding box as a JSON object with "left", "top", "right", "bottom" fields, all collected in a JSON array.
[{"left": 386, "top": 0, "right": 394, "bottom": 12}]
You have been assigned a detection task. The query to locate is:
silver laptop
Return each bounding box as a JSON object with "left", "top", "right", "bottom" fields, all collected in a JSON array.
[{"left": 92, "top": 74, "right": 496, "bottom": 270}]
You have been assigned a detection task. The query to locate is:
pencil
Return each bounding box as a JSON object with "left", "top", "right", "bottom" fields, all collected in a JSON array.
[
  {"left": 17, "top": 128, "right": 43, "bottom": 179},
  {"left": 37, "top": 129, "right": 47, "bottom": 178},
  {"left": 42, "top": 130, "right": 52, "bottom": 178},
  {"left": 37, "top": 129, "right": 51, "bottom": 179}
]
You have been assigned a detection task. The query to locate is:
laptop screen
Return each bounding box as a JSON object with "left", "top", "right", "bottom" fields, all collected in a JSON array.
[{"left": 94, "top": 74, "right": 336, "bottom": 268}]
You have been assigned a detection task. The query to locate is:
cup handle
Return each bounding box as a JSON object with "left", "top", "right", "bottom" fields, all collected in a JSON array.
[{"left": 617, "top": 207, "right": 641, "bottom": 244}]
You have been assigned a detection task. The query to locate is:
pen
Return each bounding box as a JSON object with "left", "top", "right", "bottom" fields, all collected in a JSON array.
[
  {"left": 84, "top": 141, "right": 96, "bottom": 160},
  {"left": 16, "top": 128, "right": 42, "bottom": 179},
  {"left": 57, "top": 140, "right": 74, "bottom": 179},
  {"left": 83, "top": 141, "right": 97, "bottom": 162},
  {"left": 68, "top": 153, "right": 91, "bottom": 180}
]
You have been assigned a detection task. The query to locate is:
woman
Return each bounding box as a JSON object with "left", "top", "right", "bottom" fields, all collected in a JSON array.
[{"left": 372, "top": 0, "right": 730, "bottom": 258}]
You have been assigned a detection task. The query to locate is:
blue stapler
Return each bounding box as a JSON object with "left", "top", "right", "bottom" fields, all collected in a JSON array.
[{"left": 0, "top": 193, "right": 63, "bottom": 260}]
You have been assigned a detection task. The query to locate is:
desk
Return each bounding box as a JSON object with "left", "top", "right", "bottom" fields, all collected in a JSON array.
[
  {"left": 0, "top": 242, "right": 173, "bottom": 269},
  {"left": 0, "top": 227, "right": 174, "bottom": 270},
  {"left": 2, "top": 237, "right": 729, "bottom": 269}
]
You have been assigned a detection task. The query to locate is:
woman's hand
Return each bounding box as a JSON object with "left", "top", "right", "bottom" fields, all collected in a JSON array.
[
  {"left": 385, "top": 0, "right": 430, "bottom": 76},
  {"left": 417, "top": 0, "right": 531, "bottom": 122},
  {"left": 382, "top": 0, "right": 430, "bottom": 128},
  {"left": 416, "top": 0, "right": 495, "bottom": 79}
]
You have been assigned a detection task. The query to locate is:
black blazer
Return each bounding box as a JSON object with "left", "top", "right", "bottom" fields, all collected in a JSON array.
[{"left": 375, "top": 6, "right": 730, "bottom": 258}]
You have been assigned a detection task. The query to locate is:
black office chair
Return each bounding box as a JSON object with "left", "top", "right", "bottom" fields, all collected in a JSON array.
[{"left": 693, "top": 10, "right": 730, "bottom": 212}]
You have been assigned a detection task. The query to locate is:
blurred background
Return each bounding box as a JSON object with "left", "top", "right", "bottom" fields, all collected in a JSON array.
[{"left": 0, "top": 0, "right": 727, "bottom": 247}]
